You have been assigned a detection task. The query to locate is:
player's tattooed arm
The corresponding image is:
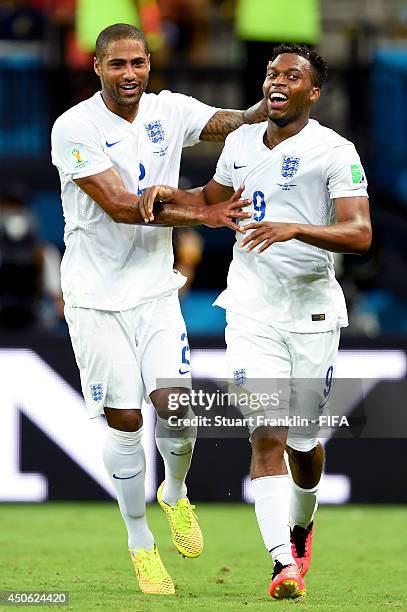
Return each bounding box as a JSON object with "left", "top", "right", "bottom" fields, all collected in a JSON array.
[
  {"left": 199, "top": 98, "right": 269, "bottom": 142},
  {"left": 75, "top": 169, "right": 250, "bottom": 231},
  {"left": 241, "top": 196, "right": 372, "bottom": 255},
  {"left": 138, "top": 185, "right": 206, "bottom": 222},
  {"left": 138, "top": 179, "right": 235, "bottom": 222},
  {"left": 140, "top": 183, "right": 251, "bottom": 232}
]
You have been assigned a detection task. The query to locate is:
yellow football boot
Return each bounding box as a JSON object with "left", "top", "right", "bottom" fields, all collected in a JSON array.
[
  {"left": 129, "top": 545, "right": 175, "bottom": 594},
  {"left": 157, "top": 481, "right": 203, "bottom": 558}
]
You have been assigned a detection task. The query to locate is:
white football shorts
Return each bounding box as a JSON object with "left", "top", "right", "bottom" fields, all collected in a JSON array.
[
  {"left": 225, "top": 310, "right": 340, "bottom": 450},
  {"left": 65, "top": 293, "right": 192, "bottom": 418}
]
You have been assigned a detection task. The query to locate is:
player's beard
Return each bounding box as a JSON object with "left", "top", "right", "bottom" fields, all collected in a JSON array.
[{"left": 105, "top": 76, "right": 149, "bottom": 107}]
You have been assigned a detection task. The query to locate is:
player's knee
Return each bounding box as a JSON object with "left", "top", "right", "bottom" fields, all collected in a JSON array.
[
  {"left": 252, "top": 427, "right": 287, "bottom": 464},
  {"left": 104, "top": 408, "right": 142, "bottom": 432},
  {"left": 150, "top": 387, "right": 191, "bottom": 420}
]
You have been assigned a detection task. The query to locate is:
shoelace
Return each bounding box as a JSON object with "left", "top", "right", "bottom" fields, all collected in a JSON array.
[
  {"left": 168, "top": 500, "right": 196, "bottom": 534},
  {"left": 136, "top": 550, "right": 166, "bottom": 582}
]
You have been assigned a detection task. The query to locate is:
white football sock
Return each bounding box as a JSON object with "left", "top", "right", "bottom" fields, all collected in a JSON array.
[
  {"left": 155, "top": 407, "right": 197, "bottom": 506},
  {"left": 252, "top": 475, "right": 295, "bottom": 567},
  {"left": 289, "top": 480, "right": 319, "bottom": 529},
  {"left": 103, "top": 425, "right": 154, "bottom": 551}
]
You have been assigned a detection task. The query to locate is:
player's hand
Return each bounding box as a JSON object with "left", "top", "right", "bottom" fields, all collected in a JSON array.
[
  {"left": 240, "top": 221, "right": 298, "bottom": 252},
  {"left": 139, "top": 185, "right": 174, "bottom": 222},
  {"left": 202, "top": 185, "right": 252, "bottom": 233}
]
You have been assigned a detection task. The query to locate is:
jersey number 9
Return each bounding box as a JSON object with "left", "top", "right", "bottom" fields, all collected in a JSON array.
[{"left": 253, "top": 190, "right": 266, "bottom": 222}]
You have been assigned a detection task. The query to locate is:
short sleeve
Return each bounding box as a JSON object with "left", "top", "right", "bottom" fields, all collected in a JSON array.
[
  {"left": 213, "top": 133, "right": 233, "bottom": 187},
  {"left": 51, "top": 114, "right": 113, "bottom": 180},
  {"left": 324, "top": 144, "right": 368, "bottom": 199},
  {"left": 170, "top": 93, "right": 218, "bottom": 147}
]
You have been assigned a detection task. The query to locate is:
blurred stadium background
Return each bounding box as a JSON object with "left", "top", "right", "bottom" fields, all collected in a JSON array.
[{"left": 1, "top": 0, "right": 407, "bottom": 516}]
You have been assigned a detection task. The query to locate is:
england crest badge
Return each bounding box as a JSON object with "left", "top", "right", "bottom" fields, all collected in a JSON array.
[
  {"left": 233, "top": 368, "right": 247, "bottom": 387},
  {"left": 90, "top": 383, "right": 103, "bottom": 402},
  {"left": 144, "top": 120, "right": 167, "bottom": 155},
  {"left": 281, "top": 155, "right": 300, "bottom": 179}
]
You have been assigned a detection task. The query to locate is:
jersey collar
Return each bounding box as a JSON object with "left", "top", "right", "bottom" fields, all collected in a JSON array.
[
  {"left": 259, "top": 119, "right": 315, "bottom": 154},
  {"left": 94, "top": 91, "right": 146, "bottom": 126}
]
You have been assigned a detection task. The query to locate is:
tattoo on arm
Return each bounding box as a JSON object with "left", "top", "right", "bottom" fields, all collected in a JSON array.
[
  {"left": 200, "top": 110, "right": 245, "bottom": 142},
  {"left": 152, "top": 202, "right": 203, "bottom": 226},
  {"left": 200, "top": 98, "right": 269, "bottom": 142}
]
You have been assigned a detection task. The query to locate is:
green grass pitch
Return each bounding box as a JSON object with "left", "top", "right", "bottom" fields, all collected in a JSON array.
[{"left": 0, "top": 503, "right": 406, "bottom": 611}]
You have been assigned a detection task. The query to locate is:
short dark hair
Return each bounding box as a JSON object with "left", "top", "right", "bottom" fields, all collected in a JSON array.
[
  {"left": 270, "top": 43, "right": 328, "bottom": 88},
  {"left": 95, "top": 23, "right": 148, "bottom": 59}
]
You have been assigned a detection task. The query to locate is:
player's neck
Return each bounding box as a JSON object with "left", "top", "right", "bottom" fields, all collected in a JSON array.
[
  {"left": 264, "top": 116, "right": 309, "bottom": 150},
  {"left": 100, "top": 92, "right": 140, "bottom": 123}
]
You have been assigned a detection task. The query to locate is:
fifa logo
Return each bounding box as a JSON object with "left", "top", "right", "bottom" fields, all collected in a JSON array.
[{"left": 72, "top": 148, "right": 83, "bottom": 164}]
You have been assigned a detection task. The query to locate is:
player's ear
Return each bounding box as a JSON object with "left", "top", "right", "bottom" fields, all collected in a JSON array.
[
  {"left": 147, "top": 53, "right": 151, "bottom": 72},
  {"left": 94, "top": 56, "right": 100, "bottom": 77},
  {"left": 310, "top": 87, "right": 320, "bottom": 103}
]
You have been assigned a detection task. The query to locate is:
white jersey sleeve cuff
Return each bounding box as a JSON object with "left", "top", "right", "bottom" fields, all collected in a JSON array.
[
  {"left": 72, "top": 160, "right": 114, "bottom": 180},
  {"left": 213, "top": 172, "right": 233, "bottom": 187},
  {"left": 331, "top": 189, "right": 369, "bottom": 199}
]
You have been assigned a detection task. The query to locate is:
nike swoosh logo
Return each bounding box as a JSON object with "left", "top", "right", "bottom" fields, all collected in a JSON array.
[
  {"left": 178, "top": 368, "right": 191, "bottom": 375},
  {"left": 234, "top": 162, "right": 248, "bottom": 169},
  {"left": 112, "top": 471, "right": 141, "bottom": 480},
  {"left": 170, "top": 449, "right": 192, "bottom": 456},
  {"left": 106, "top": 140, "right": 123, "bottom": 148}
]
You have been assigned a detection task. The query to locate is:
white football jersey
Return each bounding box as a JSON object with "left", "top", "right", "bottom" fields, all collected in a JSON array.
[
  {"left": 51, "top": 91, "right": 217, "bottom": 310},
  {"left": 213, "top": 119, "right": 368, "bottom": 333}
]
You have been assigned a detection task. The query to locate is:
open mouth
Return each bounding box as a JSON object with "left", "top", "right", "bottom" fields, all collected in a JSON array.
[
  {"left": 119, "top": 83, "right": 139, "bottom": 95},
  {"left": 269, "top": 93, "right": 288, "bottom": 108}
]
